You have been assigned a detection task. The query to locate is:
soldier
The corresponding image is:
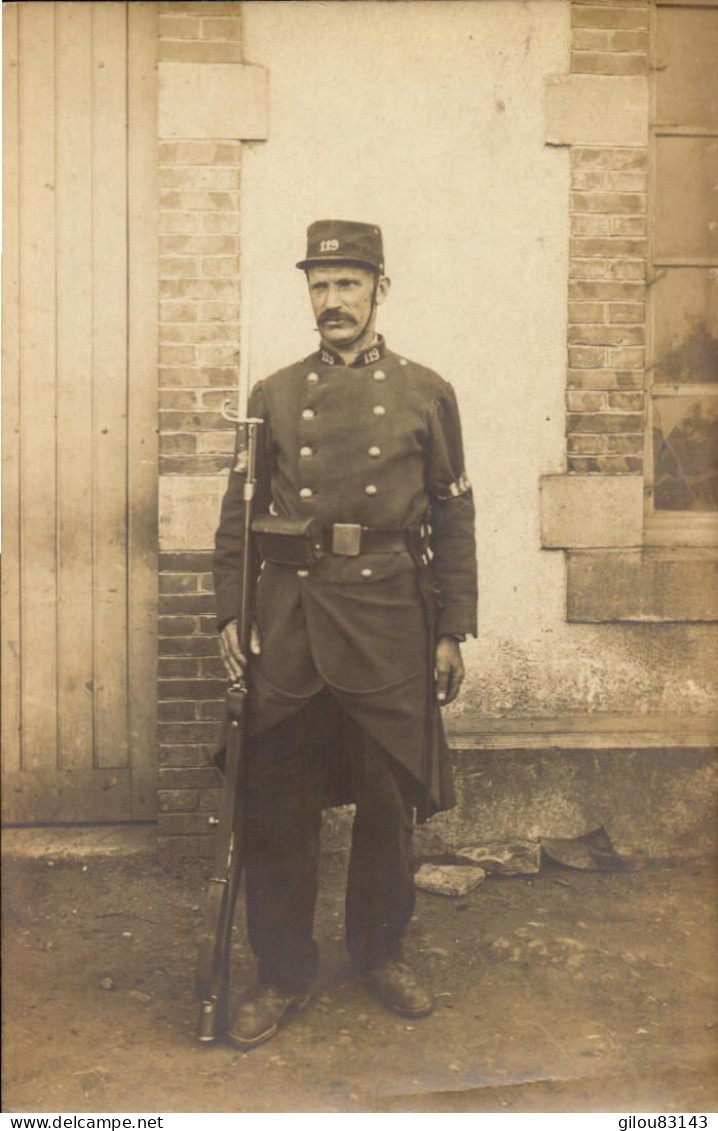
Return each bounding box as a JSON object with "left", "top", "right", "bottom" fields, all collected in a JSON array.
[{"left": 213, "top": 219, "right": 477, "bottom": 1049}]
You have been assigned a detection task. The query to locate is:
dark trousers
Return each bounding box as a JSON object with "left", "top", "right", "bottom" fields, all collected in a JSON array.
[{"left": 243, "top": 692, "right": 416, "bottom": 994}]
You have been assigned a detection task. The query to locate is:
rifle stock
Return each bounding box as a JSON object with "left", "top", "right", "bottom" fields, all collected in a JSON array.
[{"left": 195, "top": 418, "right": 263, "bottom": 1043}]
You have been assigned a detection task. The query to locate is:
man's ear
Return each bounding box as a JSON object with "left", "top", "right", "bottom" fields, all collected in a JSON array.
[{"left": 375, "top": 275, "right": 391, "bottom": 306}]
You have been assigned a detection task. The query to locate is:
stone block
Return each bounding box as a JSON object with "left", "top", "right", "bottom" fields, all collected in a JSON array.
[
  {"left": 545, "top": 74, "right": 648, "bottom": 147},
  {"left": 414, "top": 864, "right": 486, "bottom": 898},
  {"left": 567, "top": 550, "right": 718, "bottom": 622},
  {"left": 159, "top": 474, "right": 227, "bottom": 551},
  {"left": 540, "top": 474, "right": 643, "bottom": 548},
  {"left": 159, "top": 62, "right": 267, "bottom": 140}
]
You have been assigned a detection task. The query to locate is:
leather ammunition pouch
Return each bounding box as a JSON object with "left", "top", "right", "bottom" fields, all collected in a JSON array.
[{"left": 251, "top": 515, "right": 325, "bottom": 566}]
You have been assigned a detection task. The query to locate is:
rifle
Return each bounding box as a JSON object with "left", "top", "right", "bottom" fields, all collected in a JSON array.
[{"left": 195, "top": 414, "right": 263, "bottom": 1043}]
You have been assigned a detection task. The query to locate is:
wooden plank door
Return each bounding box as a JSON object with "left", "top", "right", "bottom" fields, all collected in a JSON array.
[{"left": 1, "top": 2, "right": 158, "bottom": 824}]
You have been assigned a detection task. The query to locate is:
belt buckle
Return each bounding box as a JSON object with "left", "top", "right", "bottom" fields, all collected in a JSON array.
[{"left": 331, "top": 523, "right": 362, "bottom": 556}]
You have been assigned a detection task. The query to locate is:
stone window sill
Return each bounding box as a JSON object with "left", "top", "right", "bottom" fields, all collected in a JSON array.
[
  {"left": 540, "top": 475, "right": 718, "bottom": 621},
  {"left": 566, "top": 548, "right": 718, "bottom": 622}
]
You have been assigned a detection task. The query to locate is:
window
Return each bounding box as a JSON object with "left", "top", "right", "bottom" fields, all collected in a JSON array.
[{"left": 645, "top": 1, "right": 718, "bottom": 544}]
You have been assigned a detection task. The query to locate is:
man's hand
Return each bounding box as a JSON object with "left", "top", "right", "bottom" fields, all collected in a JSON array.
[
  {"left": 218, "top": 619, "right": 261, "bottom": 681},
  {"left": 434, "top": 635, "right": 465, "bottom": 705}
]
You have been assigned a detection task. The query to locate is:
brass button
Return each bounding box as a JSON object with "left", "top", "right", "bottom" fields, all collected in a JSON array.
[
  {"left": 373, "top": 405, "right": 386, "bottom": 417},
  {"left": 365, "top": 484, "right": 378, "bottom": 496},
  {"left": 299, "top": 487, "right": 313, "bottom": 499},
  {"left": 373, "top": 369, "right": 386, "bottom": 381},
  {"left": 306, "top": 372, "right": 319, "bottom": 383},
  {"left": 300, "top": 446, "right": 313, "bottom": 458},
  {"left": 302, "top": 408, "right": 315, "bottom": 421},
  {"left": 399, "top": 358, "right": 408, "bottom": 366},
  {"left": 297, "top": 569, "right": 309, "bottom": 578},
  {"left": 368, "top": 446, "right": 381, "bottom": 458},
  {"left": 361, "top": 568, "right": 373, "bottom": 579}
]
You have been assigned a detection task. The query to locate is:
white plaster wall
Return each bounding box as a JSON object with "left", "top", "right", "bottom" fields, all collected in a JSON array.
[{"left": 241, "top": 0, "right": 718, "bottom": 720}]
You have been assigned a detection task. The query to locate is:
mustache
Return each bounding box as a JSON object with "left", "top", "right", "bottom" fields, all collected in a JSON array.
[{"left": 319, "top": 310, "right": 357, "bottom": 326}]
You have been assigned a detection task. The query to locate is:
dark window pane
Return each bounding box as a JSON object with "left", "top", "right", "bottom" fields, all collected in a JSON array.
[
  {"left": 653, "top": 395, "right": 718, "bottom": 510},
  {"left": 653, "top": 268, "right": 718, "bottom": 384},
  {"left": 656, "top": 7, "right": 718, "bottom": 130},
  {"left": 655, "top": 138, "right": 718, "bottom": 263}
]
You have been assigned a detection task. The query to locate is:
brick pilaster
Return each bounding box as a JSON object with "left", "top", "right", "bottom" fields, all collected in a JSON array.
[
  {"left": 565, "top": 1, "right": 649, "bottom": 474},
  {"left": 157, "top": 2, "right": 245, "bottom": 857},
  {"left": 158, "top": 139, "right": 240, "bottom": 477}
]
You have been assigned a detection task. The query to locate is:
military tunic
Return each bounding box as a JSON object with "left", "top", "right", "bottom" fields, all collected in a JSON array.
[{"left": 213, "top": 336, "right": 477, "bottom": 814}]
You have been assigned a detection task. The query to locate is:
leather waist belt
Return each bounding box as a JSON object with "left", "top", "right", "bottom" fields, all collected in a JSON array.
[
  {"left": 324, "top": 524, "right": 414, "bottom": 556},
  {"left": 251, "top": 514, "right": 421, "bottom": 566}
]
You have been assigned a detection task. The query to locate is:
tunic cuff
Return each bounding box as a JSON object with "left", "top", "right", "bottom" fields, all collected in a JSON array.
[
  {"left": 436, "top": 604, "right": 478, "bottom": 639},
  {"left": 215, "top": 588, "right": 241, "bottom": 633}
]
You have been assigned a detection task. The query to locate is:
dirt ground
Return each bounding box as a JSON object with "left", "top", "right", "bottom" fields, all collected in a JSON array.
[{"left": 2, "top": 847, "right": 717, "bottom": 1114}]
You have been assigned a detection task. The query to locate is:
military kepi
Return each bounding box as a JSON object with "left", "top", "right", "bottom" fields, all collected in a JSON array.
[{"left": 297, "top": 219, "right": 384, "bottom": 273}]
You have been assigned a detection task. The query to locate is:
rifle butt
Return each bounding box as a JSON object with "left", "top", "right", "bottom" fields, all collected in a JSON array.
[{"left": 197, "top": 996, "right": 224, "bottom": 1043}]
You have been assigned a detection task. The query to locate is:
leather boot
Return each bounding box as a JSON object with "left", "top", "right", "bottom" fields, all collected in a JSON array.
[
  {"left": 365, "top": 959, "right": 434, "bottom": 1018},
  {"left": 227, "top": 983, "right": 310, "bottom": 1049}
]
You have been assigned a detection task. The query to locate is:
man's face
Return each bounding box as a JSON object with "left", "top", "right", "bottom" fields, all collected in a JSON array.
[{"left": 306, "top": 263, "right": 387, "bottom": 348}]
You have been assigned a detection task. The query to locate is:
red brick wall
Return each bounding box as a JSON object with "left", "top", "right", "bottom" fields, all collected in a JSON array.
[
  {"left": 159, "top": 1, "right": 242, "bottom": 64},
  {"left": 566, "top": 0, "right": 649, "bottom": 474},
  {"left": 157, "top": 2, "right": 243, "bottom": 856},
  {"left": 157, "top": 551, "right": 223, "bottom": 856},
  {"left": 571, "top": 2, "right": 649, "bottom": 76}
]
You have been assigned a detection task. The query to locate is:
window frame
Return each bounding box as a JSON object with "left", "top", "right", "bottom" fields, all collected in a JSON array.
[{"left": 643, "top": 0, "right": 718, "bottom": 547}]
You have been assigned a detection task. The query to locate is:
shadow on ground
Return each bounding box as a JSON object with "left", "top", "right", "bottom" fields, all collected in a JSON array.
[{"left": 2, "top": 850, "right": 717, "bottom": 1113}]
